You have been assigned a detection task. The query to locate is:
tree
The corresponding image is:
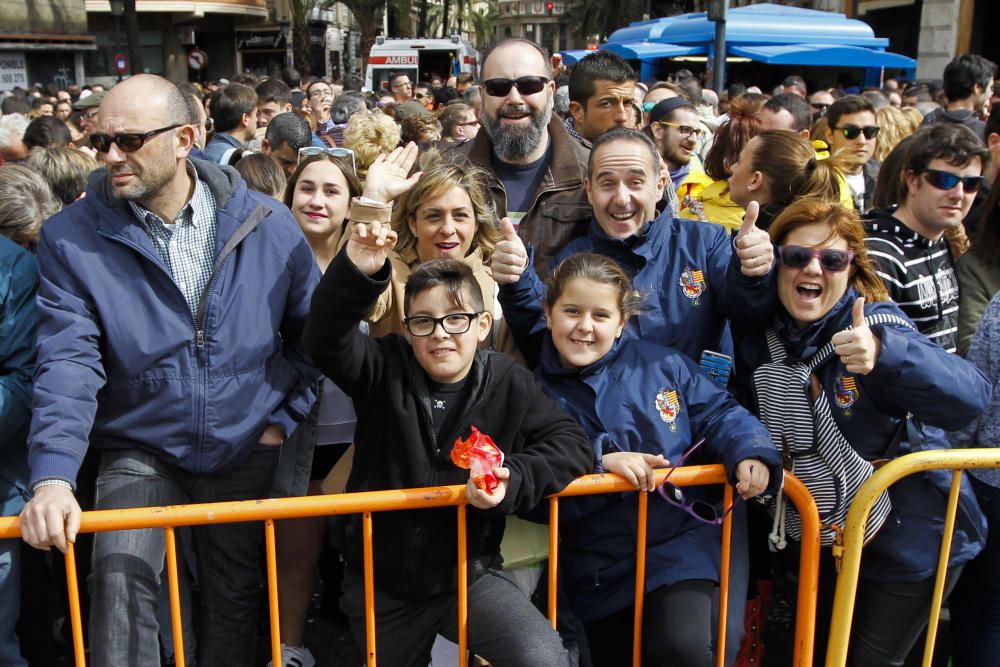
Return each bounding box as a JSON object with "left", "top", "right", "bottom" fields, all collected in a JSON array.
[
  {"left": 289, "top": 0, "right": 322, "bottom": 76},
  {"left": 428, "top": 1, "right": 497, "bottom": 47}
]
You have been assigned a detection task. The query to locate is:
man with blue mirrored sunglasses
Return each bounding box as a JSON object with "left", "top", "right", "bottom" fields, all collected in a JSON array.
[{"left": 864, "top": 123, "right": 988, "bottom": 353}]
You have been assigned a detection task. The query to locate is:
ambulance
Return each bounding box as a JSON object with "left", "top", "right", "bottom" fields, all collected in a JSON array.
[{"left": 364, "top": 36, "right": 481, "bottom": 92}]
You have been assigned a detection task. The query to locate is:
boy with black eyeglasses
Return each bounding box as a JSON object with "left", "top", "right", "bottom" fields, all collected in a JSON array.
[
  {"left": 302, "top": 220, "right": 592, "bottom": 666},
  {"left": 864, "top": 122, "right": 989, "bottom": 353}
]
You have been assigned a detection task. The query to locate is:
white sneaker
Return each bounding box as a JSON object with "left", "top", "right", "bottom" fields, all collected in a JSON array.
[{"left": 266, "top": 644, "right": 316, "bottom": 667}]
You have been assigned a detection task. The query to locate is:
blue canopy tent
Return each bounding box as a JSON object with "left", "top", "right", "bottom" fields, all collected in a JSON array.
[{"left": 599, "top": 3, "right": 916, "bottom": 87}]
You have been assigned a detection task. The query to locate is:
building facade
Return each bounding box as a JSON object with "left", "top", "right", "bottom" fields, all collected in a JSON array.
[
  {"left": 0, "top": 0, "right": 95, "bottom": 89},
  {"left": 493, "top": 0, "right": 587, "bottom": 54}
]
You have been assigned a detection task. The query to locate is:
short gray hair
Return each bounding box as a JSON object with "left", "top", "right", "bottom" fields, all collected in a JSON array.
[{"left": 0, "top": 164, "right": 61, "bottom": 243}]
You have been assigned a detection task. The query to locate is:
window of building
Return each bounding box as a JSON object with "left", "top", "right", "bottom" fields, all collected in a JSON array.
[{"left": 85, "top": 31, "right": 165, "bottom": 76}]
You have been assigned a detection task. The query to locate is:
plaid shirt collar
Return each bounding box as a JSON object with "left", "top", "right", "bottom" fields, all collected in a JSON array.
[{"left": 564, "top": 115, "right": 591, "bottom": 149}]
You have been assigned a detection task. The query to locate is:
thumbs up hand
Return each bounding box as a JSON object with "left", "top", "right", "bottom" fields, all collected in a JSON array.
[
  {"left": 831, "top": 297, "right": 882, "bottom": 375},
  {"left": 491, "top": 217, "right": 529, "bottom": 285},
  {"left": 735, "top": 201, "right": 774, "bottom": 277}
]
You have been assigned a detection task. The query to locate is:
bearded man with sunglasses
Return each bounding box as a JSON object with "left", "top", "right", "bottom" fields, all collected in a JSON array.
[
  {"left": 825, "top": 95, "right": 881, "bottom": 212},
  {"left": 452, "top": 38, "right": 591, "bottom": 273},
  {"left": 18, "top": 74, "right": 321, "bottom": 667},
  {"left": 864, "top": 123, "right": 988, "bottom": 353}
]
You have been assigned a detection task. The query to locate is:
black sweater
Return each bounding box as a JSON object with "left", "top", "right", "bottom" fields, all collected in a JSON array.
[{"left": 303, "top": 251, "right": 593, "bottom": 600}]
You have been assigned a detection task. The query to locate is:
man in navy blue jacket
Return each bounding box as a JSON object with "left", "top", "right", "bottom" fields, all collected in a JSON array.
[{"left": 19, "top": 74, "right": 320, "bottom": 667}]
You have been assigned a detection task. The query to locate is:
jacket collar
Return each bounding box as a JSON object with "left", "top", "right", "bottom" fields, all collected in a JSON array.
[
  {"left": 775, "top": 287, "right": 857, "bottom": 361},
  {"left": 538, "top": 331, "right": 625, "bottom": 380}
]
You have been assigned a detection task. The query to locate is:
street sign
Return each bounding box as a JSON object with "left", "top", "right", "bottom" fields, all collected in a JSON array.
[
  {"left": 0, "top": 53, "right": 27, "bottom": 92},
  {"left": 115, "top": 53, "right": 128, "bottom": 74},
  {"left": 188, "top": 49, "right": 208, "bottom": 71}
]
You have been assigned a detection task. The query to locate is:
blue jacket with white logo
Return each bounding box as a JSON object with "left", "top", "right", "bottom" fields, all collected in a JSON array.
[
  {"left": 500, "top": 214, "right": 775, "bottom": 367},
  {"left": 733, "top": 289, "right": 990, "bottom": 581},
  {"left": 537, "top": 334, "right": 781, "bottom": 622},
  {"left": 28, "top": 159, "right": 321, "bottom": 486}
]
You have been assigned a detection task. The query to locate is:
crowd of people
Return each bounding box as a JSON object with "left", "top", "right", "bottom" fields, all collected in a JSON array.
[{"left": 0, "top": 38, "right": 998, "bottom": 667}]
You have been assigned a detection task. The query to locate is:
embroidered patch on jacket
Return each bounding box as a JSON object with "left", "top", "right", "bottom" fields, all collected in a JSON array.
[
  {"left": 679, "top": 267, "right": 707, "bottom": 305},
  {"left": 655, "top": 387, "right": 681, "bottom": 430},
  {"left": 834, "top": 374, "right": 859, "bottom": 411}
]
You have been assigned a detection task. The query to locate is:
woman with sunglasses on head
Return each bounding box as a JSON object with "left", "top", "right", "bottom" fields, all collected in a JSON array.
[
  {"left": 732, "top": 198, "right": 989, "bottom": 667},
  {"left": 265, "top": 146, "right": 363, "bottom": 667},
  {"left": 533, "top": 252, "right": 780, "bottom": 667}
]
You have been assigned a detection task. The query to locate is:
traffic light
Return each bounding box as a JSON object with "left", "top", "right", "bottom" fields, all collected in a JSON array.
[{"left": 546, "top": 2, "right": 554, "bottom": 15}]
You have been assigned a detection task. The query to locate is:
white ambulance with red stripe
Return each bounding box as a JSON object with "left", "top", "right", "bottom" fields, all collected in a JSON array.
[{"left": 364, "top": 36, "right": 481, "bottom": 92}]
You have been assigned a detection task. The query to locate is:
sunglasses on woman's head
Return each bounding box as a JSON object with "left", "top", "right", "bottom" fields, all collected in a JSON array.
[
  {"left": 777, "top": 245, "right": 854, "bottom": 272},
  {"left": 920, "top": 168, "right": 984, "bottom": 193},
  {"left": 90, "top": 124, "right": 181, "bottom": 153},
  {"left": 297, "top": 146, "right": 356, "bottom": 174},
  {"left": 833, "top": 125, "right": 880, "bottom": 140},
  {"left": 482, "top": 76, "right": 549, "bottom": 97},
  {"left": 656, "top": 438, "right": 739, "bottom": 526}
]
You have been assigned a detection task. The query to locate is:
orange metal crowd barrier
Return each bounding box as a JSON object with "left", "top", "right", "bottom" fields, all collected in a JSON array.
[
  {"left": 0, "top": 464, "right": 821, "bottom": 667},
  {"left": 827, "top": 449, "right": 1000, "bottom": 667}
]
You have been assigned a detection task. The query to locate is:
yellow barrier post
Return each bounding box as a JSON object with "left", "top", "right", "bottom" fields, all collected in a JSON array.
[
  {"left": 456, "top": 504, "right": 468, "bottom": 667},
  {"left": 264, "top": 519, "right": 282, "bottom": 667},
  {"left": 827, "top": 449, "right": 1000, "bottom": 667},
  {"left": 164, "top": 527, "right": 186, "bottom": 667},
  {"left": 921, "top": 470, "right": 962, "bottom": 667}
]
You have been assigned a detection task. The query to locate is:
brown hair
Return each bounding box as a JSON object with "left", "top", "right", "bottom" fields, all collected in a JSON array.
[
  {"left": 704, "top": 95, "right": 764, "bottom": 181},
  {"left": 545, "top": 253, "right": 643, "bottom": 318},
  {"left": 874, "top": 105, "right": 920, "bottom": 163},
  {"left": 392, "top": 153, "right": 501, "bottom": 261},
  {"left": 769, "top": 198, "right": 889, "bottom": 302},
  {"left": 399, "top": 114, "right": 441, "bottom": 145},
  {"left": 235, "top": 152, "right": 287, "bottom": 199},
  {"left": 750, "top": 130, "right": 844, "bottom": 206},
  {"left": 282, "top": 153, "right": 362, "bottom": 209},
  {"left": 342, "top": 110, "right": 401, "bottom": 179}
]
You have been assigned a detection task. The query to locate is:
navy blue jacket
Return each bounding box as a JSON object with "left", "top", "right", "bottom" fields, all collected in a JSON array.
[
  {"left": 500, "top": 214, "right": 775, "bottom": 366},
  {"left": 0, "top": 238, "right": 36, "bottom": 502},
  {"left": 28, "top": 159, "right": 321, "bottom": 486},
  {"left": 734, "top": 289, "right": 990, "bottom": 582},
  {"left": 538, "top": 334, "right": 782, "bottom": 622}
]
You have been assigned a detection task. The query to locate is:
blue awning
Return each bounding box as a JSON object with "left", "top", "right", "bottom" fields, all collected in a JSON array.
[
  {"left": 729, "top": 44, "right": 916, "bottom": 69},
  {"left": 559, "top": 50, "right": 594, "bottom": 65},
  {"left": 601, "top": 42, "right": 706, "bottom": 61}
]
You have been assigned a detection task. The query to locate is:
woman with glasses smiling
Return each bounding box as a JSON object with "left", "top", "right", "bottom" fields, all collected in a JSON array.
[{"left": 731, "top": 199, "right": 989, "bottom": 666}]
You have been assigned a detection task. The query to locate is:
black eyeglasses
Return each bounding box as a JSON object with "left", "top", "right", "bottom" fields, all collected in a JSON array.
[
  {"left": 810, "top": 103, "right": 830, "bottom": 113},
  {"left": 833, "top": 125, "right": 880, "bottom": 140},
  {"left": 90, "top": 124, "right": 182, "bottom": 153},
  {"left": 921, "top": 168, "right": 984, "bottom": 193},
  {"left": 657, "top": 438, "right": 738, "bottom": 525},
  {"left": 203, "top": 117, "right": 214, "bottom": 133},
  {"left": 482, "top": 76, "right": 549, "bottom": 97},
  {"left": 777, "top": 245, "right": 854, "bottom": 273},
  {"left": 403, "top": 313, "right": 482, "bottom": 337}
]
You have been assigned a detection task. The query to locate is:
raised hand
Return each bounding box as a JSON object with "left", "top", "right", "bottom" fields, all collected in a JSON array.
[
  {"left": 735, "top": 458, "right": 770, "bottom": 499},
  {"left": 347, "top": 220, "right": 398, "bottom": 276},
  {"left": 735, "top": 201, "right": 774, "bottom": 277},
  {"left": 832, "top": 297, "right": 882, "bottom": 375},
  {"left": 466, "top": 466, "right": 510, "bottom": 509},
  {"left": 490, "top": 218, "right": 528, "bottom": 285},
  {"left": 361, "top": 142, "right": 422, "bottom": 204},
  {"left": 602, "top": 451, "right": 669, "bottom": 492}
]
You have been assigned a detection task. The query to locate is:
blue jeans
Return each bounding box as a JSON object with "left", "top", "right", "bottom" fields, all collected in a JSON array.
[{"left": 88, "top": 447, "right": 278, "bottom": 667}]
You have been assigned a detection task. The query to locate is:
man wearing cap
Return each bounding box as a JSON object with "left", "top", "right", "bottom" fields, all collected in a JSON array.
[
  {"left": 72, "top": 90, "right": 104, "bottom": 138},
  {"left": 649, "top": 97, "right": 712, "bottom": 217}
]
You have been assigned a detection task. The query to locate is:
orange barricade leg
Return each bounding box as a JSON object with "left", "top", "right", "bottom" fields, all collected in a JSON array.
[
  {"left": 716, "top": 484, "right": 734, "bottom": 667},
  {"left": 64, "top": 542, "right": 86, "bottom": 667},
  {"left": 548, "top": 497, "right": 559, "bottom": 629},
  {"left": 164, "top": 527, "right": 186, "bottom": 667},
  {"left": 264, "top": 519, "right": 282, "bottom": 667},
  {"left": 363, "top": 511, "right": 376, "bottom": 667},
  {"left": 457, "top": 504, "right": 468, "bottom": 667},
  {"left": 632, "top": 490, "right": 648, "bottom": 667}
]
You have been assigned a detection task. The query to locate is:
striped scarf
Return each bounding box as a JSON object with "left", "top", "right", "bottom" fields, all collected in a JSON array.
[{"left": 753, "top": 313, "right": 911, "bottom": 548}]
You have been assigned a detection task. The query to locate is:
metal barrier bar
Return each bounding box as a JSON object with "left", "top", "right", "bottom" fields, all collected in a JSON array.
[
  {"left": 456, "top": 504, "right": 468, "bottom": 667},
  {"left": 0, "top": 464, "right": 821, "bottom": 667},
  {"left": 922, "top": 470, "right": 961, "bottom": 667},
  {"left": 632, "top": 489, "right": 649, "bottom": 667},
  {"left": 826, "top": 449, "right": 1000, "bottom": 667},
  {"left": 264, "top": 519, "right": 282, "bottom": 667},
  {"left": 716, "top": 484, "right": 735, "bottom": 667},
  {"left": 164, "top": 526, "right": 186, "bottom": 667}
]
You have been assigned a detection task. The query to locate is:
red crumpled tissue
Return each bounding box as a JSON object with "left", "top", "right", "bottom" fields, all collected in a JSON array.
[{"left": 451, "top": 426, "right": 504, "bottom": 494}]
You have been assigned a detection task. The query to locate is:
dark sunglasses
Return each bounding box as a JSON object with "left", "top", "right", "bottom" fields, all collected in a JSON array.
[
  {"left": 657, "top": 439, "right": 738, "bottom": 525},
  {"left": 482, "top": 76, "right": 549, "bottom": 97},
  {"left": 921, "top": 168, "right": 984, "bottom": 193},
  {"left": 90, "top": 124, "right": 181, "bottom": 153},
  {"left": 833, "top": 124, "right": 880, "bottom": 140},
  {"left": 777, "top": 245, "right": 854, "bottom": 273}
]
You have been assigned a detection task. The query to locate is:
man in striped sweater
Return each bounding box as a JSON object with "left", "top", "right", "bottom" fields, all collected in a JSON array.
[{"left": 864, "top": 123, "right": 987, "bottom": 352}]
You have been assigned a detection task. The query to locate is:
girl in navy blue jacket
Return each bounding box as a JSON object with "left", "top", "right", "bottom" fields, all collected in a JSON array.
[
  {"left": 732, "top": 199, "right": 990, "bottom": 666},
  {"left": 535, "top": 252, "right": 783, "bottom": 667}
]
